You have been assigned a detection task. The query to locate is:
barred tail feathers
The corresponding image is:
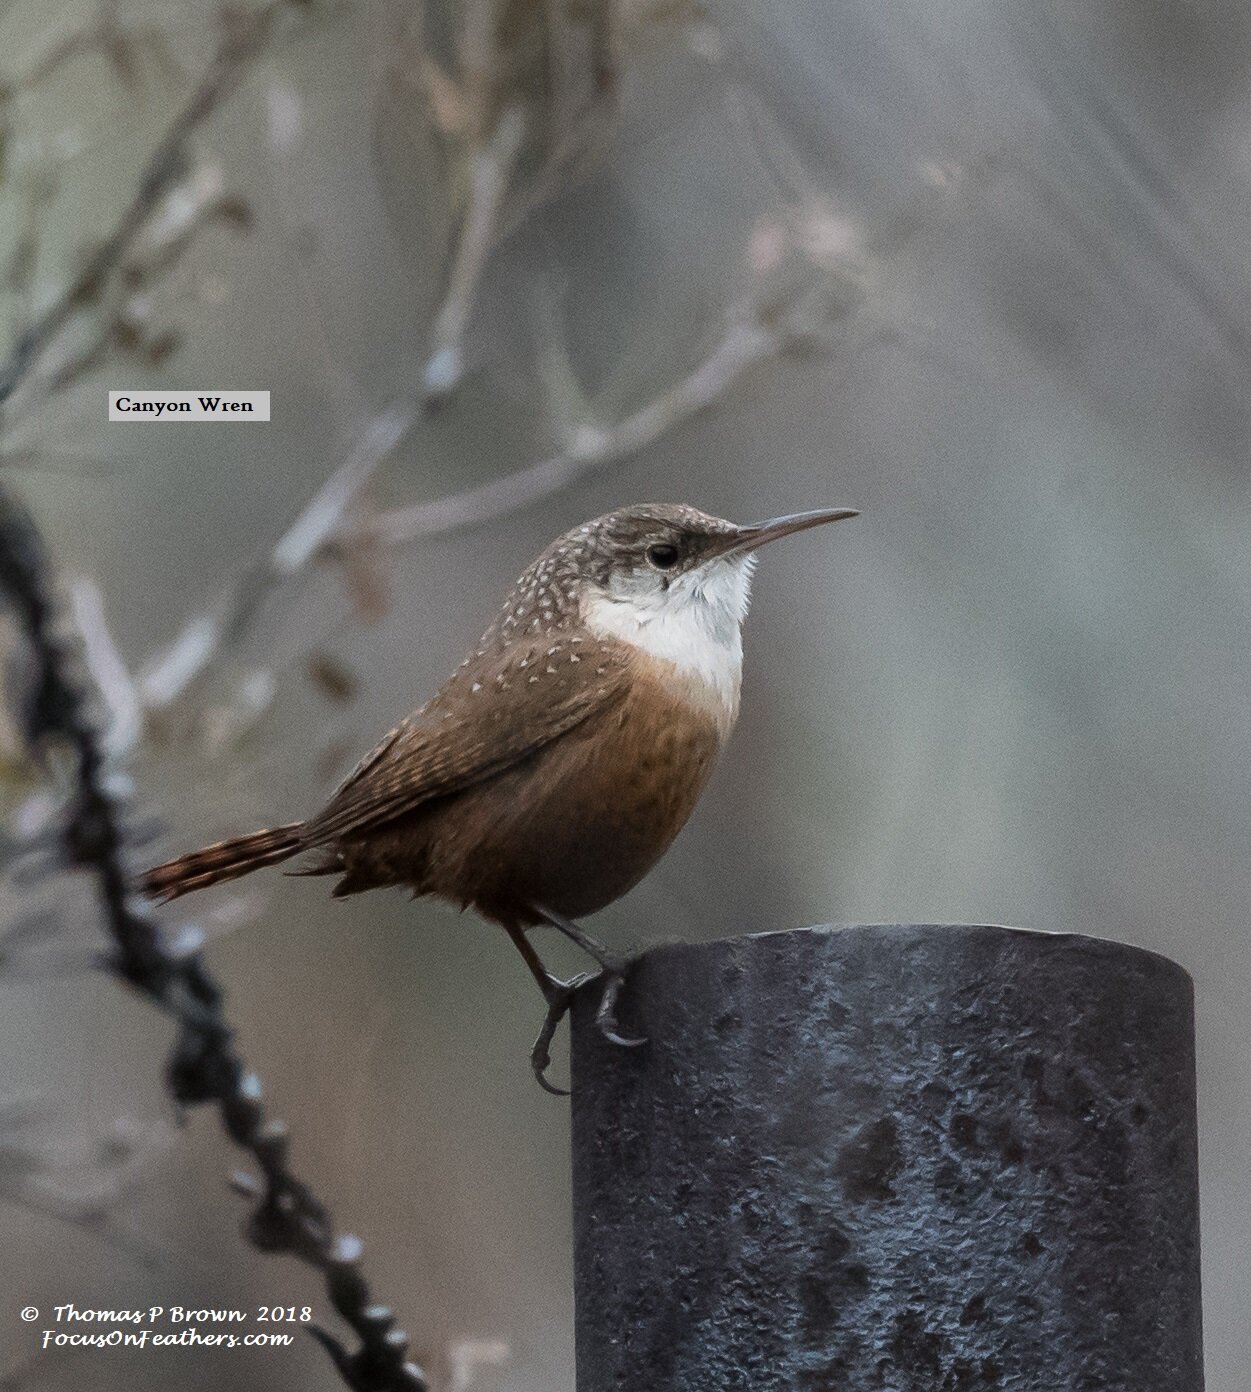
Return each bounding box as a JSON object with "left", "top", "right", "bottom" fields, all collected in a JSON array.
[{"left": 140, "top": 823, "right": 304, "bottom": 902}]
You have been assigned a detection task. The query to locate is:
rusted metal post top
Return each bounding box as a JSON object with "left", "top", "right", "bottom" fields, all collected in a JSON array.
[{"left": 570, "top": 923, "right": 1203, "bottom": 1391}]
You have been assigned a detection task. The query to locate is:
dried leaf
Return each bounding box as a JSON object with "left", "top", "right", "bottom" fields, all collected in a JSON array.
[{"left": 307, "top": 653, "right": 359, "bottom": 705}]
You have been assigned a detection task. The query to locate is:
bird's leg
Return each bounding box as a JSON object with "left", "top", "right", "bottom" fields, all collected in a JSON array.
[
  {"left": 503, "top": 921, "right": 590, "bottom": 1095},
  {"left": 530, "top": 905, "right": 647, "bottom": 1051}
]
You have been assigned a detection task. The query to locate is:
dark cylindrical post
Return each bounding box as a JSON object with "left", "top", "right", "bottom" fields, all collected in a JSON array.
[{"left": 570, "top": 924, "right": 1203, "bottom": 1391}]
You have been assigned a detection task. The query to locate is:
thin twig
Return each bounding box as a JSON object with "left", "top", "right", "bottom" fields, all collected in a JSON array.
[
  {"left": 423, "top": 103, "right": 528, "bottom": 400},
  {"left": 69, "top": 575, "right": 142, "bottom": 758},
  {"left": 411, "top": 0, "right": 617, "bottom": 400},
  {"left": 0, "top": 0, "right": 176, "bottom": 98},
  {"left": 370, "top": 294, "right": 823, "bottom": 547},
  {"left": 1, "top": 1183, "right": 182, "bottom": 1277},
  {"left": 0, "top": 485, "right": 427, "bottom": 1392},
  {"left": 137, "top": 402, "right": 417, "bottom": 712}
]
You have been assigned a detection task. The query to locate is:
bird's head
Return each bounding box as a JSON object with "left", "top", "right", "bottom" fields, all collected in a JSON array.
[
  {"left": 578, "top": 501, "right": 857, "bottom": 630},
  {"left": 569, "top": 502, "right": 859, "bottom": 707}
]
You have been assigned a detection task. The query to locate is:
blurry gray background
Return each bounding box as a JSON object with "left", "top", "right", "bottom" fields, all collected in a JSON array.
[{"left": 0, "top": 0, "right": 1247, "bottom": 1388}]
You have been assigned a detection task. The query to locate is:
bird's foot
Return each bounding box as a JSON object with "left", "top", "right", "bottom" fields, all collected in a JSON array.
[
  {"left": 531, "top": 966, "right": 646, "bottom": 1095},
  {"left": 530, "top": 904, "right": 649, "bottom": 1047},
  {"left": 532, "top": 972, "right": 591, "bottom": 1096}
]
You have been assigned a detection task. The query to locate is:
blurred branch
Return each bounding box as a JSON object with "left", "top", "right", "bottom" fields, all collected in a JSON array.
[
  {"left": 69, "top": 575, "right": 142, "bottom": 758},
  {"left": 0, "top": 485, "right": 427, "bottom": 1392},
  {"left": 0, "top": 1103, "right": 183, "bottom": 1276},
  {"left": 422, "top": 102, "right": 528, "bottom": 399},
  {"left": 406, "top": 0, "right": 618, "bottom": 401},
  {"left": 0, "top": 0, "right": 298, "bottom": 413},
  {"left": 137, "top": 402, "right": 416, "bottom": 712},
  {"left": 0, "top": 0, "right": 179, "bottom": 99},
  {"left": 371, "top": 278, "right": 862, "bottom": 545},
  {"left": 0, "top": 0, "right": 178, "bottom": 103}
]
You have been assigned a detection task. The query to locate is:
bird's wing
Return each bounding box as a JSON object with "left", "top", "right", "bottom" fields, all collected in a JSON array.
[{"left": 302, "top": 634, "right": 632, "bottom": 844}]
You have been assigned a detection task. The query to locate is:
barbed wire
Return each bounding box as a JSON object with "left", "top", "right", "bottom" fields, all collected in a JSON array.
[{"left": 0, "top": 484, "right": 427, "bottom": 1392}]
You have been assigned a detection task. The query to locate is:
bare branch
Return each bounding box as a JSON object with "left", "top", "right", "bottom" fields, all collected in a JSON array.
[
  {"left": 423, "top": 103, "right": 528, "bottom": 400},
  {"left": 371, "top": 286, "right": 850, "bottom": 548},
  {"left": 0, "top": 1108, "right": 184, "bottom": 1275},
  {"left": 403, "top": 0, "right": 618, "bottom": 401},
  {"left": 137, "top": 401, "right": 417, "bottom": 712},
  {"left": 0, "top": 1, "right": 180, "bottom": 99},
  {"left": 0, "top": 0, "right": 296, "bottom": 410},
  {"left": 69, "top": 576, "right": 142, "bottom": 758}
]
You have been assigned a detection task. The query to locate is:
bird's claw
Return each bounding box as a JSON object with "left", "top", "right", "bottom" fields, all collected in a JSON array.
[
  {"left": 594, "top": 969, "right": 647, "bottom": 1048},
  {"left": 531, "top": 972, "right": 590, "bottom": 1095},
  {"left": 530, "top": 968, "right": 646, "bottom": 1094}
]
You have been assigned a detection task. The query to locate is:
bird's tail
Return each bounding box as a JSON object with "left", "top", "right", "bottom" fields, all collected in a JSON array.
[{"left": 140, "top": 823, "right": 304, "bottom": 903}]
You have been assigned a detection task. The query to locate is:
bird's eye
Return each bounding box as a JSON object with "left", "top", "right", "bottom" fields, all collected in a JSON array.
[{"left": 646, "top": 542, "right": 680, "bottom": 571}]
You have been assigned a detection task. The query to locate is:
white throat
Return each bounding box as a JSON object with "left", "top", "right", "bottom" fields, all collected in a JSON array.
[{"left": 583, "top": 557, "right": 755, "bottom": 737}]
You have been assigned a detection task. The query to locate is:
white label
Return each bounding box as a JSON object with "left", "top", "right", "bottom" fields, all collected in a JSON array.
[{"left": 108, "top": 390, "right": 270, "bottom": 421}]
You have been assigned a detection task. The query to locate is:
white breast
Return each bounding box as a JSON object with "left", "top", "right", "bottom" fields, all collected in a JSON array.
[{"left": 583, "top": 556, "right": 755, "bottom": 740}]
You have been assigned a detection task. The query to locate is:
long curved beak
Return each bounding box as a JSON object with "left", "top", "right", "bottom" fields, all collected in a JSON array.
[{"left": 712, "top": 506, "right": 860, "bottom": 558}]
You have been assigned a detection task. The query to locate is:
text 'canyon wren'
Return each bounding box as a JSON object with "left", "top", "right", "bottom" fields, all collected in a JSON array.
[{"left": 141, "top": 502, "right": 859, "bottom": 1091}]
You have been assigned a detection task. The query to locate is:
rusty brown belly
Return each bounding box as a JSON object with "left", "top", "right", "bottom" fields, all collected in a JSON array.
[{"left": 337, "top": 675, "right": 723, "bottom": 924}]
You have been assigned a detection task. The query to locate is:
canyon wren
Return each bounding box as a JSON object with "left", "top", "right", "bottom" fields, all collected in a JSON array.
[{"left": 141, "top": 502, "right": 859, "bottom": 1091}]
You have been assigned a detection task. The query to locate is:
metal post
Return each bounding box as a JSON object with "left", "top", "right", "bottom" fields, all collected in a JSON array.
[{"left": 570, "top": 924, "right": 1203, "bottom": 1391}]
